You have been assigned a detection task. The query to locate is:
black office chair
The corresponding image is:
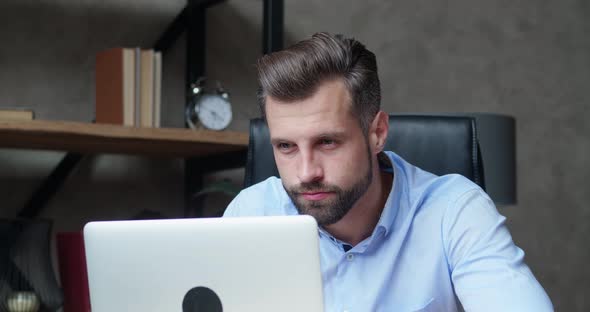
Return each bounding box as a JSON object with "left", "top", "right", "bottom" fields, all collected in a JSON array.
[{"left": 244, "top": 115, "right": 486, "bottom": 190}]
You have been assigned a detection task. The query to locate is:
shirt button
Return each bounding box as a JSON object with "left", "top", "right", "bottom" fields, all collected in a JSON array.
[{"left": 346, "top": 253, "right": 354, "bottom": 261}]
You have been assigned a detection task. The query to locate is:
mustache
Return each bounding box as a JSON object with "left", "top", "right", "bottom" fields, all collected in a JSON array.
[{"left": 290, "top": 181, "right": 340, "bottom": 194}]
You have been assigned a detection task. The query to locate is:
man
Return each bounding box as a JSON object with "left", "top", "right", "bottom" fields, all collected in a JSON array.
[{"left": 224, "top": 32, "right": 552, "bottom": 311}]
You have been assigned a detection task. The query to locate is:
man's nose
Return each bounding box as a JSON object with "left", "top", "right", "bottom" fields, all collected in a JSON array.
[{"left": 297, "top": 150, "right": 323, "bottom": 183}]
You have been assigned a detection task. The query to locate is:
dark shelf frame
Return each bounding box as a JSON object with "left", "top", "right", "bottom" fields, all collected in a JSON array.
[
  {"left": 15, "top": 0, "right": 284, "bottom": 219},
  {"left": 155, "top": 0, "right": 284, "bottom": 217}
]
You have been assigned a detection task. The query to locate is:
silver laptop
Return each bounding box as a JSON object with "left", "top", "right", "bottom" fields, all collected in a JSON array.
[{"left": 83, "top": 215, "right": 324, "bottom": 312}]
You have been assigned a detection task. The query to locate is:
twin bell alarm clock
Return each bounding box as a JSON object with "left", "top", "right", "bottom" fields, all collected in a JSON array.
[{"left": 185, "top": 78, "right": 233, "bottom": 131}]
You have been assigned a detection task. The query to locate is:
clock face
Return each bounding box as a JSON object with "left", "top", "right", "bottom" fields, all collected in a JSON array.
[{"left": 196, "top": 94, "right": 233, "bottom": 130}]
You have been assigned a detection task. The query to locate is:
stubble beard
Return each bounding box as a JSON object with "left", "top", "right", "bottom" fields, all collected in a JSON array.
[{"left": 285, "top": 147, "right": 373, "bottom": 226}]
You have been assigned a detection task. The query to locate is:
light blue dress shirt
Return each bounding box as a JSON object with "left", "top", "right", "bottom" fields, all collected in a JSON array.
[{"left": 224, "top": 151, "right": 553, "bottom": 311}]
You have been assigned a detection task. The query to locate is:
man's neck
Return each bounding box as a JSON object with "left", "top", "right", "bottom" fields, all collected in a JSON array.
[{"left": 324, "top": 169, "right": 394, "bottom": 246}]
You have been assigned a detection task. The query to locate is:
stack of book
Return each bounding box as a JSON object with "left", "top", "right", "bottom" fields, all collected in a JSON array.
[{"left": 95, "top": 48, "right": 162, "bottom": 127}]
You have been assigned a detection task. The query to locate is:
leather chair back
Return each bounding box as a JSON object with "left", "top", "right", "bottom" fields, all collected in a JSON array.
[{"left": 244, "top": 115, "right": 485, "bottom": 190}]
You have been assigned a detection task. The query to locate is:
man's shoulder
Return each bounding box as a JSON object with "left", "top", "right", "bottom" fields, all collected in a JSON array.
[
  {"left": 223, "top": 176, "right": 294, "bottom": 217},
  {"left": 386, "top": 151, "right": 482, "bottom": 199},
  {"left": 240, "top": 176, "right": 284, "bottom": 195},
  {"left": 386, "top": 151, "right": 488, "bottom": 218}
]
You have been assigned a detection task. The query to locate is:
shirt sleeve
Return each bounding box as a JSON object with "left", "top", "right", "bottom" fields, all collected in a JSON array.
[{"left": 442, "top": 189, "right": 553, "bottom": 311}]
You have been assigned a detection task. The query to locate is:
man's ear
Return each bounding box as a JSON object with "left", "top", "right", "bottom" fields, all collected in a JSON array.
[{"left": 369, "top": 111, "right": 389, "bottom": 154}]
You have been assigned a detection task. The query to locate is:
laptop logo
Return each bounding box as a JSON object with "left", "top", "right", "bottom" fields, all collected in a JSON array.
[{"left": 182, "top": 286, "right": 223, "bottom": 312}]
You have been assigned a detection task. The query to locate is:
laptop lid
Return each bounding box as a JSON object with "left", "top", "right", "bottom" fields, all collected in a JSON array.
[{"left": 83, "top": 215, "right": 324, "bottom": 312}]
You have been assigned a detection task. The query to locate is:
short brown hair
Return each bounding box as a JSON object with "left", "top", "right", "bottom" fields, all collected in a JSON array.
[{"left": 256, "top": 32, "right": 381, "bottom": 134}]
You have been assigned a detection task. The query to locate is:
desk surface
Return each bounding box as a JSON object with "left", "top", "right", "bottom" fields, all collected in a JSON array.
[{"left": 0, "top": 120, "right": 249, "bottom": 157}]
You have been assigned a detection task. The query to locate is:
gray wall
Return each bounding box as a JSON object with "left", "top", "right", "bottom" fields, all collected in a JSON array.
[{"left": 1, "top": 0, "right": 588, "bottom": 310}]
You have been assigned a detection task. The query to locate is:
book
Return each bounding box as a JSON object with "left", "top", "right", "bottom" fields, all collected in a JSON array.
[
  {"left": 95, "top": 48, "right": 136, "bottom": 126},
  {"left": 0, "top": 108, "right": 34, "bottom": 121},
  {"left": 56, "top": 232, "right": 91, "bottom": 312},
  {"left": 139, "top": 49, "right": 154, "bottom": 127},
  {"left": 134, "top": 47, "right": 141, "bottom": 127},
  {"left": 153, "top": 51, "right": 162, "bottom": 128}
]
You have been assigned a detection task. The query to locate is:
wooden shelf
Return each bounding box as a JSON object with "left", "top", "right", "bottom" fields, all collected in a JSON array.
[{"left": 0, "top": 120, "right": 249, "bottom": 157}]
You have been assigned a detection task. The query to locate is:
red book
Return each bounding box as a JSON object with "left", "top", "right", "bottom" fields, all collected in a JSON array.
[
  {"left": 95, "top": 47, "right": 136, "bottom": 126},
  {"left": 56, "top": 232, "right": 91, "bottom": 312}
]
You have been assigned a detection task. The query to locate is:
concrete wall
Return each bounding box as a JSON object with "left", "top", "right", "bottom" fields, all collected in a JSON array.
[{"left": 1, "top": 0, "right": 588, "bottom": 310}]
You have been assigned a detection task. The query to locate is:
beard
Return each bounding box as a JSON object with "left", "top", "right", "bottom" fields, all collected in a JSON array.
[{"left": 284, "top": 147, "right": 373, "bottom": 226}]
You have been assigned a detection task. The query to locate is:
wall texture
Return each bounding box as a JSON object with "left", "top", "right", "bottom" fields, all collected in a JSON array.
[{"left": 0, "top": 0, "right": 588, "bottom": 310}]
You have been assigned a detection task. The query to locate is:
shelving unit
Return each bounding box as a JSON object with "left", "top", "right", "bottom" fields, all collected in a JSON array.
[
  {"left": 0, "top": 120, "right": 248, "bottom": 157},
  {"left": 1, "top": 0, "right": 284, "bottom": 219},
  {"left": 155, "top": 0, "right": 284, "bottom": 218},
  {"left": 0, "top": 120, "right": 250, "bottom": 218}
]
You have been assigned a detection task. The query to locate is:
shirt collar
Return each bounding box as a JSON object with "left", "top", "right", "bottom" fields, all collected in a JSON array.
[
  {"left": 288, "top": 151, "right": 407, "bottom": 241},
  {"left": 374, "top": 151, "right": 405, "bottom": 237}
]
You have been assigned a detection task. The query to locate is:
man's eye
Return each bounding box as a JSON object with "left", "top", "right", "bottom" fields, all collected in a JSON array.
[
  {"left": 320, "top": 139, "right": 335, "bottom": 146},
  {"left": 277, "top": 142, "right": 293, "bottom": 150}
]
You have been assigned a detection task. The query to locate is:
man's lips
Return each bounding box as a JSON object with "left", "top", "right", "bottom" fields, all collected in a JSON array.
[{"left": 300, "top": 191, "right": 333, "bottom": 201}]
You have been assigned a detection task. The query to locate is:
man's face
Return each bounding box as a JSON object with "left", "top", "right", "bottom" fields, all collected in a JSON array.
[{"left": 266, "top": 79, "right": 373, "bottom": 226}]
